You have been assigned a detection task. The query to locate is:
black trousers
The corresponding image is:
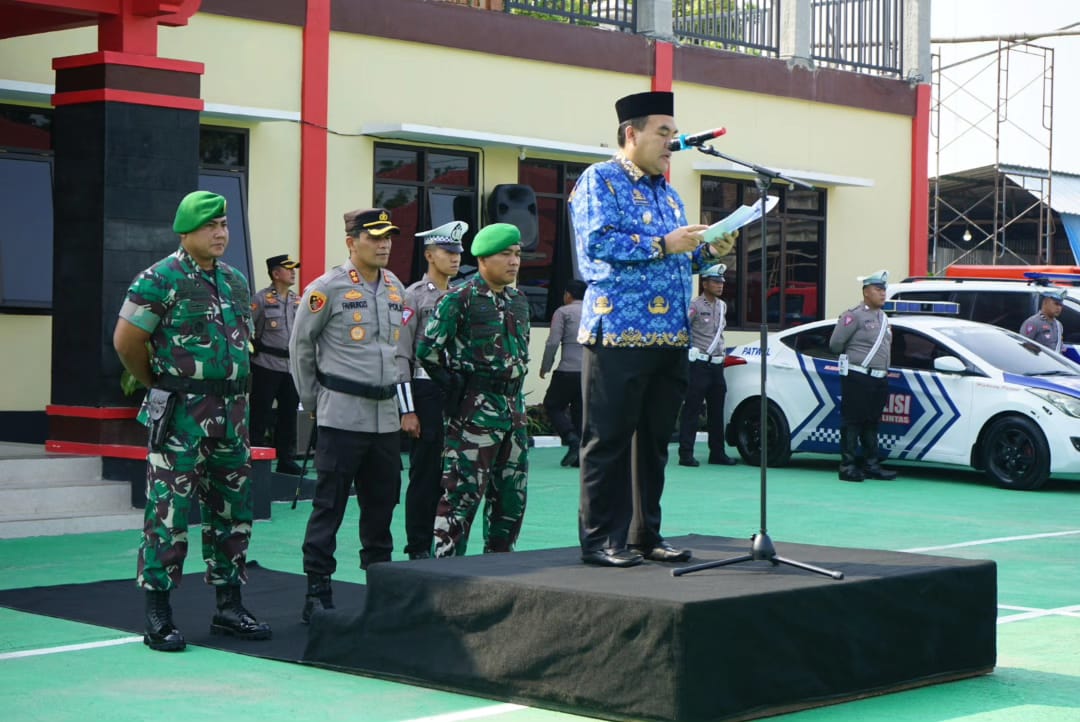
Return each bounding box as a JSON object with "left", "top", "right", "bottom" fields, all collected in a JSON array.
[
  {"left": 249, "top": 363, "right": 299, "bottom": 460},
  {"left": 677, "top": 360, "right": 727, "bottom": 458},
  {"left": 579, "top": 345, "right": 688, "bottom": 553},
  {"left": 404, "top": 379, "right": 445, "bottom": 555},
  {"left": 302, "top": 426, "right": 401, "bottom": 573},
  {"left": 839, "top": 372, "right": 889, "bottom": 467},
  {"left": 543, "top": 370, "right": 583, "bottom": 444}
]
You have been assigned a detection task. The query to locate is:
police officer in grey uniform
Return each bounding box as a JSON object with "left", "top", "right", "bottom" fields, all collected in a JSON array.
[
  {"left": 678, "top": 264, "right": 737, "bottom": 467},
  {"left": 250, "top": 254, "right": 302, "bottom": 474},
  {"left": 539, "top": 279, "right": 586, "bottom": 467},
  {"left": 828, "top": 270, "right": 897, "bottom": 482},
  {"left": 1019, "top": 287, "right": 1066, "bottom": 352},
  {"left": 290, "top": 208, "right": 412, "bottom": 622},
  {"left": 396, "top": 220, "right": 465, "bottom": 560}
]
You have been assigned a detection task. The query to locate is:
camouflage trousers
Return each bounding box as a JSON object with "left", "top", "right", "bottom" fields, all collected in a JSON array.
[
  {"left": 137, "top": 428, "right": 252, "bottom": 591},
  {"left": 433, "top": 419, "right": 528, "bottom": 558}
]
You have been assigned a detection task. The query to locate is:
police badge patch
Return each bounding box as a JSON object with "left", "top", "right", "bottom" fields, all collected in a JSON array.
[{"left": 309, "top": 291, "right": 327, "bottom": 313}]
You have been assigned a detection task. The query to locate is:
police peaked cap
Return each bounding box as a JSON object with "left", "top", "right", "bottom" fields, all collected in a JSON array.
[
  {"left": 266, "top": 254, "right": 299, "bottom": 273},
  {"left": 417, "top": 220, "right": 467, "bottom": 253},
  {"left": 1040, "top": 287, "right": 1067, "bottom": 302},
  {"left": 700, "top": 264, "right": 727, "bottom": 279},
  {"left": 173, "top": 191, "right": 226, "bottom": 234},
  {"left": 615, "top": 91, "right": 674, "bottom": 123},
  {"left": 858, "top": 269, "right": 889, "bottom": 287}
]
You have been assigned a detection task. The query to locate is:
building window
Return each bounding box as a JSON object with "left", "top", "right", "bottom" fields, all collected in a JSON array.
[
  {"left": 372, "top": 144, "right": 478, "bottom": 284},
  {"left": 517, "top": 158, "right": 588, "bottom": 322},
  {"left": 700, "top": 177, "right": 826, "bottom": 330},
  {"left": 0, "top": 109, "right": 253, "bottom": 310}
]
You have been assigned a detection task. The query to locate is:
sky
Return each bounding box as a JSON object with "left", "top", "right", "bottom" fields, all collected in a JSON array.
[{"left": 930, "top": 0, "right": 1080, "bottom": 175}]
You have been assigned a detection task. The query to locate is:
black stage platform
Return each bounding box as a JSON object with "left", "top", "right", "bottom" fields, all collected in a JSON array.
[{"left": 305, "top": 534, "right": 996, "bottom": 722}]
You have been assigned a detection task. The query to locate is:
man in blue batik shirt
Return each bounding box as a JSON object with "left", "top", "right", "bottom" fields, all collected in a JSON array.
[{"left": 570, "top": 90, "right": 736, "bottom": 568}]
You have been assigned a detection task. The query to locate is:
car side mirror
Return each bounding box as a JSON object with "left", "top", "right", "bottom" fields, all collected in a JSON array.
[{"left": 933, "top": 356, "right": 966, "bottom": 373}]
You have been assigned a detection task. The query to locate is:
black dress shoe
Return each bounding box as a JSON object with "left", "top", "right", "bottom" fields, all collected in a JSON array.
[
  {"left": 678, "top": 456, "right": 700, "bottom": 467},
  {"left": 631, "top": 541, "right": 692, "bottom": 562},
  {"left": 408, "top": 550, "right": 431, "bottom": 560},
  {"left": 863, "top": 465, "right": 897, "bottom": 481},
  {"left": 276, "top": 459, "right": 303, "bottom": 475},
  {"left": 581, "top": 548, "right": 644, "bottom": 568},
  {"left": 838, "top": 466, "right": 864, "bottom": 482},
  {"left": 708, "top": 455, "right": 737, "bottom": 466}
]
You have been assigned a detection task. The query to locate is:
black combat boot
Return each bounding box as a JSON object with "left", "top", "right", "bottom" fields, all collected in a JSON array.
[
  {"left": 860, "top": 426, "right": 897, "bottom": 480},
  {"left": 210, "top": 585, "right": 272, "bottom": 640},
  {"left": 144, "top": 589, "right": 185, "bottom": 652},
  {"left": 302, "top": 573, "right": 334, "bottom": 624},
  {"left": 560, "top": 435, "right": 580, "bottom": 468},
  {"left": 838, "top": 425, "right": 864, "bottom": 482}
]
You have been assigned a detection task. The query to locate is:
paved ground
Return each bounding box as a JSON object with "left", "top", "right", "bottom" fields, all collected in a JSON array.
[{"left": 1, "top": 446, "right": 1078, "bottom": 722}]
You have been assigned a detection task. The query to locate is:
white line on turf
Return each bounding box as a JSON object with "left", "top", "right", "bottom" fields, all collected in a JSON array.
[
  {"left": 901, "top": 529, "right": 1080, "bottom": 553},
  {"left": 402, "top": 705, "right": 526, "bottom": 722},
  {"left": 997, "top": 604, "right": 1080, "bottom": 624},
  {"left": 0, "top": 635, "right": 143, "bottom": 660}
]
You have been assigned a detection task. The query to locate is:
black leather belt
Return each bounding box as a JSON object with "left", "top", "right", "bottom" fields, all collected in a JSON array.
[
  {"left": 467, "top": 375, "right": 523, "bottom": 396},
  {"left": 316, "top": 370, "right": 397, "bottom": 400},
  {"left": 155, "top": 375, "right": 249, "bottom": 396},
  {"left": 254, "top": 342, "right": 289, "bottom": 359}
]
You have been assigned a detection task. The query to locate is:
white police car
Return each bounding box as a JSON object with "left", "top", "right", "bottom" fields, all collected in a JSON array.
[{"left": 723, "top": 303, "right": 1080, "bottom": 490}]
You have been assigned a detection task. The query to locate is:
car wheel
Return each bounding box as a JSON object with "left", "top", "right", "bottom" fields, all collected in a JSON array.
[
  {"left": 731, "top": 398, "right": 792, "bottom": 467},
  {"left": 980, "top": 416, "right": 1050, "bottom": 491}
]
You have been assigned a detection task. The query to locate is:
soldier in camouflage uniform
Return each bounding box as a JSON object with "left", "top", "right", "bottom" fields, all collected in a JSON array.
[
  {"left": 291, "top": 208, "right": 412, "bottom": 623},
  {"left": 396, "top": 220, "right": 465, "bottom": 559},
  {"left": 113, "top": 190, "right": 271, "bottom": 652},
  {"left": 416, "top": 223, "right": 531, "bottom": 557}
]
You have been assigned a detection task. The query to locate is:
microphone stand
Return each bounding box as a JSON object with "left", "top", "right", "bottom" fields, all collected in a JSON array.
[{"left": 673, "top": 144, "right": 843, "bottom": 580}]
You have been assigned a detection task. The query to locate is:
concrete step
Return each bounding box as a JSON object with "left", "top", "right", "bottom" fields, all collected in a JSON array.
[
  {"left": 0, "top": 454, "right": 102, "bottom": 485},
  {"left": 0, "top": 477, "right": 132, "bottom": 516},
  {"left": 0, "top": 510, "right": 144, "bottom": 539}
]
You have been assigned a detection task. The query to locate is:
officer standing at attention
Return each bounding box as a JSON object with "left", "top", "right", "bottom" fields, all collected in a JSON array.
[
  {"left": 417, "top": 222, "right": 531, "bottom": 558},
  {"left": 678, "top": 263, "right": 738, "bottom": 468},
  {"left": 396, "top": 220, "right": 466, "bottom": 560},
  {"left": 113, "top": 190, "right": 271, "bottom": 652},
  {"left": 570, "top": 90, "right": 735, "bottom": 568},
  {"left": 250, "top": 254, "right": 303, "bottom": 474},
  {"left": 1019, "top": 287, "right": 1066, "bottom": 352},
  {"left": 290, "top": 208, "right": 411, "bottom": 622},
  {"left": 828, "top": 270, "right": 897, "bottom": 482},
  {"left": 539, "top": 279, "right": 586, "bottom": 468}
]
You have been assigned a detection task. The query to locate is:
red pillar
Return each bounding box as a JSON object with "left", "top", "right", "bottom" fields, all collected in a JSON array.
[
  {"left": 300, "top": 0, "right": 330, "bottom": 288},
  {"left": 909, "top": 83, "right": 931, "bottom": 276}
]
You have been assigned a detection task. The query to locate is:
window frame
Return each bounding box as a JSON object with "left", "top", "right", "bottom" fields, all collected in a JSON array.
[{"left": 700, "top": 176, "right": 827, "bottom": 331}]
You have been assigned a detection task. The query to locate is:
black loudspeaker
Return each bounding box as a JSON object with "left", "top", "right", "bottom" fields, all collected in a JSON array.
[{"left": 487, "top": 184, "right": 539, "bottom": 251}]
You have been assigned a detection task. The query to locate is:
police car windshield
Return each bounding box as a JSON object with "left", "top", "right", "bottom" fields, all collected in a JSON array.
[{"left": 936, "top": 326, "right": 1079, "bottom": 376}]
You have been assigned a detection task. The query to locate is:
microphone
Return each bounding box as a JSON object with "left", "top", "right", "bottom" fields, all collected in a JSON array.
[{"left": 667, "top": 128, "right": 727, "bottom": 152}]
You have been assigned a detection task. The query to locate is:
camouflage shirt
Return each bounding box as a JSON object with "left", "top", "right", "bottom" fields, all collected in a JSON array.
[
  {"left": 416, "top": 276, "right": 531, "bottom": 430},
  {"left": 119, "top": 247, "right": 253, "bottom": 439}
]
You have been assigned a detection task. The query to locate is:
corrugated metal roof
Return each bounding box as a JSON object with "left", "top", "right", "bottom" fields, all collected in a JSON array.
[{"left": 1003, "top": 169, "right": 1080, "bottom": 216}]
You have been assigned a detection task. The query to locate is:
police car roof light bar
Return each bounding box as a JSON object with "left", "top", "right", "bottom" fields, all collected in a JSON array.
[{"left": 883, "top": 300, "right": 960, "bottom": 316}]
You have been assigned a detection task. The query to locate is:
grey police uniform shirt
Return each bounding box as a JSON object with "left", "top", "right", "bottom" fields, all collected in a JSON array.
[
  {"left": 1019, "top": 312, "right": 1063, "bottom": 352},
  {"left": 540, "top": 300, "right": 583, "bottom": 375},
  {"left": 828, "top": 302, "right": 892, "bottom": 369},
  {"left": 396, "top": 273, "right": 452, "bottom": 381},
  {"left": 289, "top": 259, "right": 405, "bottom": 434},
  {"left": 251, "top": 285, "right": 299, "bottom": 373},
  {"left": 688, "top": 294, "right": 727, "bottom": 356}
]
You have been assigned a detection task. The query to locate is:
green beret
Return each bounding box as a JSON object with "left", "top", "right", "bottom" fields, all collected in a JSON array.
[
  {"left": 173, "top": 191, "right": 227, "bottom": 234},
  {"left": 472, "top": 223, "right": 521, "bottom": 258}
]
